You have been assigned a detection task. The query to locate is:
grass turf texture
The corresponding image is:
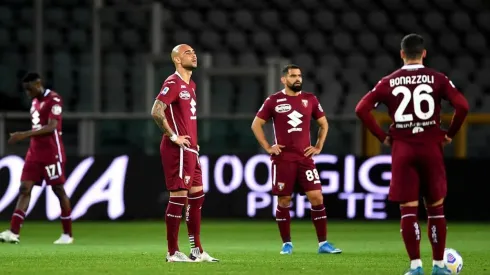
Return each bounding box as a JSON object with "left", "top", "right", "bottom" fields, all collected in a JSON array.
[{"left": 0, "top": 221, "right": 489, "bottom": 275}]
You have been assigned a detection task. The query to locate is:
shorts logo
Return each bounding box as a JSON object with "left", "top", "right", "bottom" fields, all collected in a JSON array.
[
  {"left": 278, "top": 182, "right": 285, "bottom": 191},
  {"left": 302, "top": 99, "right": 308, "bottom": 108},
  {"left": 184, "top": 176, "right": 191, "bottom": 185},
  {"left": 179, "top": 91, "right": 191, "bottom": 100},
  {"left": 275, "top": 104, "right": 291, "bottom": 113},
  {"left": 161, "top": 87, "right": 169, "bottom": 95}
]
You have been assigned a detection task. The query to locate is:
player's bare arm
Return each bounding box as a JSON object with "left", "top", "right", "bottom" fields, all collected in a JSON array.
[
  {"left": 304, "top": 116, "right": 328, "bottom": 157},
  {"left": 151, "top": 100, "right": 191, "bottom": 147},
  {"left": 251, "top": 116, "right": 284, "bottom": 155},
  {"left": 8, "top": 118, "right": 58, "bottom": 144}
]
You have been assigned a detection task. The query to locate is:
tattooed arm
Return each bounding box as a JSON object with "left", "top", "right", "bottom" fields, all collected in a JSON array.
[{"left": 151, "top": 100, "right": 175, "bottom": 137}]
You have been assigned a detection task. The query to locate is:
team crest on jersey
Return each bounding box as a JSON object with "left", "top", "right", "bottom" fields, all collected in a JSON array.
[
  {"left": 302, "top": 99, "right": 308, "bottom": 107},
  {"left": 179, "top": 91, "right": 191, "bottom": 100},
  {"left": 278, "top": 182, "right": 285, "bottom": 191},
  {"left": 184, "top": 176, "right": 191, "bottom": 185}
]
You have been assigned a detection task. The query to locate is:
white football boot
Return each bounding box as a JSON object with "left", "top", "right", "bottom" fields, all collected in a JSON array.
[
  {"left": 0, "top": 230, "right": 20, "bottom": 244},
  {"left": 189, "top": 248, "right": 219, "bottom": 262},
  {"left": 166, "top": 251, "right": 193, "bottom": 262},
  {"left": 53, "top": 234, "right": 74, "bottom": 244}
]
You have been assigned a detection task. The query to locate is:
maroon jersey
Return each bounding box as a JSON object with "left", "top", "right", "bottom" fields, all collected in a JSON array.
[
  {"left": 356, "top": 64, "right": 469, "bottom": 143},
  {"left": 156, "top": 72, "right": 198, "bottom": 150},
  {"left": 256, "top": 90, "right": 325, "bottom": 161},
  {"left": 26, "top": 89, "right": 65, "bottom": 163}
]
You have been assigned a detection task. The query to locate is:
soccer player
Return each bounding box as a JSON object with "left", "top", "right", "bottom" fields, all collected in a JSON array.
[
  {"left": 0, "top": 72, "right": 73, "bottom": 244},
  {"left": 151, "top": 44, "right": 218, "bottom": 263},
  {"left": 355, "top": 34, "right": 469, "bottom": 275},
  {"left": 251, "top": 64, "right": 342, "bottom": 255}
]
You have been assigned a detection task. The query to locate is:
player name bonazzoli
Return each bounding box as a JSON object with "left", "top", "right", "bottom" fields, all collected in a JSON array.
[{"left": 389, "top": 75, "right": 435, "bottom": 87}]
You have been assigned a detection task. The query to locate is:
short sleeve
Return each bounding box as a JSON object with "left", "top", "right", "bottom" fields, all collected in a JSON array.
[
  {"left": 156, "top": 80, "right": 179, "bottom": 105},
  {"left": 256, "top": 97, "right": 274, "bottom": 121},
  {"left": 311, "top": 96, "right": 325, "bottom": 120},
  {"left": 48, "top": 96, "right": 63, "bottom": 120}
]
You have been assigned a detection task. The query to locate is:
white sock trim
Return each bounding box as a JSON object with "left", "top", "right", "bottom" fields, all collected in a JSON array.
[
  {"left": 410, "top": 259, "right": 422, "bottom": 269},
  {"left": 433, "top": 260, "right": 444, "bottom": 268}
]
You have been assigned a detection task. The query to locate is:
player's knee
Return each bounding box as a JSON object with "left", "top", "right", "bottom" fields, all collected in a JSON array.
[
  {"left": 51, "top": 185, "right": 66, "bottom": 197},
  {"left": 278, "top": 196, "right": 292, "bottom": 208},
  {"left": 426, "top": 198, "right": 444, "bottom": 208},
  {"left": 170, "top": 189, "right": 188, "bottom": 197},
  {"left": 400, "top": 200, "right": 418, "bottom": 207},
  {"left": 19, "top": 181, "right": 34, "bottom": 196},
  {"left": 189, "top": 186, "right": 203, "bottom": 195},
  {"left": 306, "top": 191, "right": 323, "bottom": 206}
]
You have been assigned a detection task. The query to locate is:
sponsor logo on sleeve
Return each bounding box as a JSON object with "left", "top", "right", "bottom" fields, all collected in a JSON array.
[{"left": 51, "top": 104, "right": 62, "bottom": 115}]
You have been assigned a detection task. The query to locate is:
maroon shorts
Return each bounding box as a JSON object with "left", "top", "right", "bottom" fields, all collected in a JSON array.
[
  {"left": 271, "top": 158, "right": 322, "bottom": 196},
  {"left": 21, "top": 160, "right": 66, "bottom": 186},
  {"left": 389, "top": 140, "right": 447, "bottom": 203},
  {"left": 161, "top": 145, "right": 202, "bottom": 191}
]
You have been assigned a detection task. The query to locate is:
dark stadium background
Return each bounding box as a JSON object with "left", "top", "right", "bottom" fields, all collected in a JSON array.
[{"left": 0, "top": 0, "right": 489, "bottom": 224}]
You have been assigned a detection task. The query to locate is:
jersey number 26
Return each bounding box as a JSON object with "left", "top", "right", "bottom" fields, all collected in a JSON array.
[{"left": 392, "top": 84, "right": 435, "bottom": 122}]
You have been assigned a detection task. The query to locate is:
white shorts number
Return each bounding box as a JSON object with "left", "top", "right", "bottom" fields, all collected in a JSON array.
[
  {"left": 44, "top": 162, "right": 62, "bottom": 179},
  {"left": 305, "top": 169, "right": 320, "bottom": 182}
]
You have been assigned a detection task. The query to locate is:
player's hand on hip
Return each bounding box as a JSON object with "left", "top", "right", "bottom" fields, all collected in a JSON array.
[
  {"left": 8, "top": 132, "right": 27, "bottom": 144},
  {"left": 266, "top": 144, "right": 284, "bottom": 155},
  {"left": 173, "top": 135, "right": 191, "bottom": 148},
  {"left": 304, "top": 146, "right": 321, "bottom": 157},
  {"left": 383, "top": 136, "right": 392, "bottom": 147},
  {"left": 442, "top": 135, "right": 452, "bottom": 146}
]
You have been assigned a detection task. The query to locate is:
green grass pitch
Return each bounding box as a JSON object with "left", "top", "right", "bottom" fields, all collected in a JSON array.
[{"left": 0, "top": 220, "right": 489, "bottom": 274}]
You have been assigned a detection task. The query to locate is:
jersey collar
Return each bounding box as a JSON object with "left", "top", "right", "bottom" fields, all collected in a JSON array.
[
  {"left": 281, "top": 89, "right": 302, "bottom": 95},
  {"left": 43, "top": 89, "right": 51, "bottom": 97},
  {"left": 174, "top": 71, "right": 184, "bottom": 80},
  {"left": 401, "top": 64, "right": 424, "bottom": 70}
]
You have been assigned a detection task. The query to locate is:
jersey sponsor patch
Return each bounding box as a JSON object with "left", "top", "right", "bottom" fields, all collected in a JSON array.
[
  {"left": 179, "top": 90, "right": 191, "bottom": 100},
  {"left": 161, "top": 87, "right": 169, "bottom": 95},
  {"left": 275, "top": 104, "right": 291, "bottom": 113},
  {"left": 51, "top": 104, "right": 62, "bottom": 115}
]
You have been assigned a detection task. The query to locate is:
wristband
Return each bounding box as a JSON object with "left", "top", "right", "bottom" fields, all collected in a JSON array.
[{"left": 170, "top": 134, "right": 178, "bottom": 142}]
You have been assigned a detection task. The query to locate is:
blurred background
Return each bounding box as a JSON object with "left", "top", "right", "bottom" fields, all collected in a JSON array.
[{"left": 0, "top": 0, "right": 488, "bottom": 159}]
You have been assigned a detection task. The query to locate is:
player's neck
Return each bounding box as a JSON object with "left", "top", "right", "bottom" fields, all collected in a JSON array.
[
  {"left": 404, "top": 60, "right": 423, "bottom": 66},
  {"left": 284, "top": 89, "right": 301, "bottom": 96},
  {"left": 175, "top": 68, "right": 192, "bottom": 84},
  {"left": 35, "top": 88, "right": 46, "bottom": 99}
]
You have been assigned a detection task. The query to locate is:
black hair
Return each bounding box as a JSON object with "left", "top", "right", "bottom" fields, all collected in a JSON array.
[
  {"left": 281, "top": 64, "right": 301, "bottom": 76},
  {"left": 401, "top": 34, "right": 425, "bottom": 60},
  {"left": 22, "top": 72, "right": 41, "bottom": 83}
]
